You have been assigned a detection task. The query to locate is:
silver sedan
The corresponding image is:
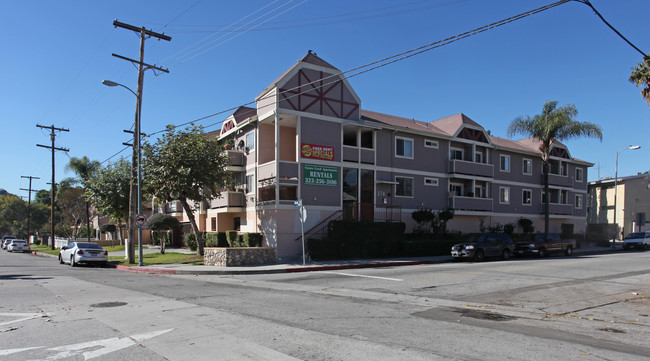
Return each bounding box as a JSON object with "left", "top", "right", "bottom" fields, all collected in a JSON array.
[{"left": 59, "top": 242, "right": 109, "bottom": 267}]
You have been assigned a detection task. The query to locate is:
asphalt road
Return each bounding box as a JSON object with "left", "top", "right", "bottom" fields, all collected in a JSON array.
[{"left": 1, "top": 249, "right": 649, "bottom": 360}]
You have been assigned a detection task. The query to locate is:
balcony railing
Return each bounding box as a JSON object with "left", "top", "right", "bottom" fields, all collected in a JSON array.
[
  {"left": 449, "top": 160, "right": 493, "bottom": 178},
  {"left": 545, "top": 203, "right": 573, "bottom": 215},
  {"left": 210, "top": 191, "right": 245, "bottom": 208},
  {"left": 547, "top": 173, "right": 573, "bottom": 187}
]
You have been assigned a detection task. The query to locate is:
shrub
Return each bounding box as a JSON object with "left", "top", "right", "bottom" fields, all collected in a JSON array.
[
  {"left": 518, "top": 218, "right": 534, "bottom": 234},
  {"left": 205, "top": 233, "right": 219, "bottom": 247},
  {"left": 226, "top": 230, "right": 243, "bottom": 247},
  {"left": 33, "top": 239, "right": 41, "bottom": 246},
  {"left": 244, "top": 233, "right": 263, "bottom": 247},
  {"left": 561, "top": 223, "right": 574, "bottom": 237},
  {"left": 503, "top": 223, "right": 515, "bottom": 236},
  {"left": 185, "top": 233, "right": 197, "bottom": 251}
]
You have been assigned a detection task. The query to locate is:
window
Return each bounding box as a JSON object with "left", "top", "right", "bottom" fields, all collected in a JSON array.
[
  {"left": 522, "top": 189, "right": 532, "bottom": 206},
  {"left": 360, "top": 129, "right": 373, "bottom": 148},
  {"left": 449, "top": 183, "right": 463, "bottom": 196},
  {"left": 450, "top": 148, "right": 464, "bottom": 160},
  {"left": 560, "top": 190, "right": 569, "bottom": 204},
  {"left": 395, "top": 177, "right": 413, "bottom": 197},
  {"left": 424, "top": 177, "right": 439, "bottom": 186},
  {"left": 559, "top": 162, "right": 568, "bottom": 176},
  {"left": 343, "top": 127, "right": 357, "bottom": 146},
  {"left": 211, "top": 217, "right": 217, "bottom": 231},
  {"left": 395, "top": 137, "right": 413, "bottom": 158},
  {"left": 475, "top": 151, "right": 483, "bottom": 164},
  {"left": 499, "top": 187, "right": 510, "bottom": 204},
  {"left": 245, "top": 174, "right": 254, "bottom": 194},
  {"left": 474, "top": 186, "right": 483, "bottom": 198},
  {"left": 245, "top": 131, "right": 255, "bottom": 150},
  {"left": 575, "top": 194, "right": 583, "bottom": 209},
  {"left": 575, "top": 168, "right": 584, "bottom": 182},
  {"left": 523, "top": 159, "right": 532, "bottom": 175},
  {"left": 424, "top": 139, "right": 439, "bottom": 149},
  {"left": 500, "top": 155, "right": 510, "bottom": 172}
]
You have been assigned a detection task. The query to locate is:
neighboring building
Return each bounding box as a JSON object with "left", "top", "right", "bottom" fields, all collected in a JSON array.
[
  {"left": 588, "top": 173, "right": 650, "bottom": 239},
  {"left": 167, "top": 52, "right": 593, "bottom": 258}
]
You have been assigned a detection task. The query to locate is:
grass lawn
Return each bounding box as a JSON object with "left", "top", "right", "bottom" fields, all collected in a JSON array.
[{"left": 109, "top": 252, "right": 203, "bottom": 266}]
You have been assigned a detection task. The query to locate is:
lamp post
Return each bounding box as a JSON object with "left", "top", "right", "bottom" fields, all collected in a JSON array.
[
  {"left": 613, "top": 145, "right": 640, "bottom": 244},
  {"left": 102, "top": 79, "right": 144, "bottom": 267}
]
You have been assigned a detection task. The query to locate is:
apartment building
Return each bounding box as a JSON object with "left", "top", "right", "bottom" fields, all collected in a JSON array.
[{"left": 170, "top": 52, "right": 592, "bottom": 258}]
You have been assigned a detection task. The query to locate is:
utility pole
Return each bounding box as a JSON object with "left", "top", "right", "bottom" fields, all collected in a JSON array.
[
  {"left": 111, "top": 19, "right": 171, "bottom": 266},
  {"left": 37, "top": 124, "right": 69, "bottom": 250},
  {"left": 20, "top": 175, "right": 40, "bottom": 241}
]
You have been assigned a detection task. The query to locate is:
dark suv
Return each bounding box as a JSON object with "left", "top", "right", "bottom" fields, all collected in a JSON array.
[{"left": 451, "top": 233, "right": 514, "bottom": 262}]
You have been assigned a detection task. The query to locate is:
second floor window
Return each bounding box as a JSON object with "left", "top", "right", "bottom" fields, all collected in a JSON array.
[
  {"left": 245, "top": 131, "right": 255, "bottom": 150},
  {"left": 395, "top": 137, "right": 413, "bottom": 158},
  {"left": 499, "top": 187, "right": 510, "bottom": 204},
  {"left": 575, "top": 168, "right": 584, "bottom": 182},
  {"left": 450, "top": 148, "right": 464, "bottom": 160},
  {"left": 523, "top": 159, "right": 532, "bottom": 175},
  {"left": 522, "top": 189, "right": 532, "bottom": 205}
]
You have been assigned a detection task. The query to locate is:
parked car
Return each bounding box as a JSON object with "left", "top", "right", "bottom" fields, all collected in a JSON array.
[
  {"left": 514, "top": 233, "right": 576, "bottom": 257},
  {"left": 7, "top": 239, "right": 30, "bottom": 253},
  {"left": 622, "top": 231, "right": 650, "bottom": 250},
  {"left": 451, "top": 233, "right": 514, "bottom": 261},
  {"left": 59, "top": 242, "right": 109, "bottom": 267},
  {"left": 2, "top": 236, "right": 16, "bottom": 250}
]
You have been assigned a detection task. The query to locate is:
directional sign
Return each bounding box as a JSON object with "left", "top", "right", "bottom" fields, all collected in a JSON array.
[{"left": 135, "top": 214, "right": 147, "bottom": 227}]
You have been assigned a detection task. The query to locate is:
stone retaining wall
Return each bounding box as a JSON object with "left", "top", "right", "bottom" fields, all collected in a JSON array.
[{"left": 204, "top": 247, "right": 276, "bottom": 267}]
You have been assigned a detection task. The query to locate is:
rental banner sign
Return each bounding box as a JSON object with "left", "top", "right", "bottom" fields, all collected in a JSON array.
[
  {"left": 301, "top": 143, "right": 334, "bottom": 161},
  {"left": 304, "top": 165, "right": 338, "bottom": 187}
]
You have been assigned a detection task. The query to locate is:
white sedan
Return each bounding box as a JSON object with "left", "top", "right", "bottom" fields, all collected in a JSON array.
[
  {"left": 7, "top": 239, "right": 30, "bottom": 253},
  {"left": 59, "top": 242, "right": 109, "bottom": 267}
]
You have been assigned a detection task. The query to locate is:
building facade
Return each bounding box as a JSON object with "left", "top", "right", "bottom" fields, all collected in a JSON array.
[
  {"left": 588, "top": 173, "right": 650, "bottom": 239},
  {"left": 168, "top": 52, "right": 593, "bottom": 258}
]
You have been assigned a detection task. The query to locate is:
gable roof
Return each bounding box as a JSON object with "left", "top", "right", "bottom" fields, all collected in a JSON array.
[
  {"left": 430, "top": 113, "right": 483, "bottom": 136},
  {"left": 360, "top": 109, "right": 445, "bottom": 136}
]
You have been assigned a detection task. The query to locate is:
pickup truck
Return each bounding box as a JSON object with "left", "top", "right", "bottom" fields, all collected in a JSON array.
[{"left": 514, "top": 233, "right": 576, "bottom": 257}]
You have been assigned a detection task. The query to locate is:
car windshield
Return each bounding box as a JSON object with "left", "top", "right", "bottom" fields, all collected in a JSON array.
[
  {"left": 76, "top": 242, "right": 103, "bottom": 249},
  {"left": 625, "top": 232, "right": 646, "bottom": 239}
]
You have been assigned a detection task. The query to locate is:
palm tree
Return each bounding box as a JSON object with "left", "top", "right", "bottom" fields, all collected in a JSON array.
[
  {"left": 629, "top": 54, "right": 650, "bottom": 105},
  {"left": 65, "top": 156, "right": 100, "bottom": 241},
  {"left": 507, "top": 101, "right": 602, "bottom": 240}
]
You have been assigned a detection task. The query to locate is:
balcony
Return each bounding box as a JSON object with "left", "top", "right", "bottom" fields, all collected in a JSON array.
[
  {"left": 449, "top": 160, "right": 493, "bottom": 178},
  {"left": 210, "top": 191, "right": 245, "bottom": 209},
  {"left": 547, "top": 173, "right": 572, "bottom": 187},
  {"left": 449, "top": 196, "right": 493, "bottom": 212},
  {"left": 546, "top": 203, "right": 573, "bottom": 216}
]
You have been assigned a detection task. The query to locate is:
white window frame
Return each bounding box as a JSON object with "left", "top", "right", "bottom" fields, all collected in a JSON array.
[
  {"left": 475, "top": 151, "right": 483, "bottom": 164},
  {"left": 424, "top": 177, "right": 439, "bottom": 186},
  {"left": 522, "top": 158, "right": 532, "bottom": 175},
  {"left": 499, "top": 187, "right": 510, "bottom": 204},
  {"left": 560, "top": 190, "right": 569, "bottom": 204},
  {"left": 395, "top": 136, "right": 414, "bottom": 159},
  {"left": 424, "top": 139, "right": 439, "bottom": 149},
  {"left": 575, "top": 194, "right": 583, "bottom": 209},
  {"left": 449, "top": 182, "right": 464, "bottom": 197},
  {"left": 575, "top": 168, "right": 584, "bottom": 182},
  {"left": 474, "top": 185, "right": 484, "bottom": 198},
  {"left": 500, "top": 155, "right": 510, "bottom": 172},
  {"left": 245, "top": 174, "right": 255, "bottom": 194},
  {"left": 245, "top": 131, "right": 255, "bottom": 150},
  {"left": 395, "top": 176, "right": 414, "bottom": 197},
  {"left": 450, "top": 147, "right": 464, "bottom": 161},
  {"left": 522, "top": 189, "right": 532, "bottom": 206}
]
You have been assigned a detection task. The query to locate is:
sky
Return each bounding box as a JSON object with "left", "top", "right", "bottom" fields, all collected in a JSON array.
[{"left": 2, "top": 0, "right": 649, "bottom": 197}]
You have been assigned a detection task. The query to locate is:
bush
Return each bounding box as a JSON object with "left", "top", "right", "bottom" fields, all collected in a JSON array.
[
  {"left": 205, "top": 233, "right": 219, "bottom": 247},
  {"left": 244, "top": 233, "right": 263, "bottom": 247},
  {"left": 561, "top": 223, "right": 574, "bottom": 237},
  {"left": 226, "top": 230, "right": 244, "bottom": 247},
  {"left": 185, "top": 233, "right": 197, "bottom": 251},
  {"left": 320, "top": 221, "right": 405, "bottom": 260},
  {"left": 518, "top": 218, "right": 534, "bottom": 234},
  {"left": 33, "top": 239, "right": 41, "bottom": 246}
]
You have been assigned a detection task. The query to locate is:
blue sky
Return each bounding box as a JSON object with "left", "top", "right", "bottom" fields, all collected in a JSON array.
[{"left": 2, "top": 0, "right": 649, "bottom": 197}]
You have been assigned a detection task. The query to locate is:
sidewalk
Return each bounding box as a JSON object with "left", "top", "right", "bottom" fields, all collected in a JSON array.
[{"left": 112, "top": 243, "right": 625, "bottom": 276}]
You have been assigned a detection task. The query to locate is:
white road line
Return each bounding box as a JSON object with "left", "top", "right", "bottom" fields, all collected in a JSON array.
[{"left": 324, "top": 272, "right": 403, "bottom": 281}]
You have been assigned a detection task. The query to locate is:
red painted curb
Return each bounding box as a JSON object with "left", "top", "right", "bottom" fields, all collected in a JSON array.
[
  {"left": 115, "top": 265, "right": 177, "bottom": 274},
  {"left": 285, "top": 260, "right": 433, "bottom": 273}
]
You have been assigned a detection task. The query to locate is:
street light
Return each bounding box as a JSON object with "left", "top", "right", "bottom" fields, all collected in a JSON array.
[
  {"left": 613, "top": 145, "right": 641, "bottom": 244},
  {"left": 102, "top": 79, "right": 144, "bottom": 267}
]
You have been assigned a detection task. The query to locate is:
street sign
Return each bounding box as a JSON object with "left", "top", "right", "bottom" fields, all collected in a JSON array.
[
  {"left": 135, "top": 214, "right": 146, "bottom": 227},
  {"left": 299, "top": 206, "right": 307, "bottom": 222}
]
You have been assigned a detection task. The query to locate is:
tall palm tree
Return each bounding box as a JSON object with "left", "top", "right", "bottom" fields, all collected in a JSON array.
[
  {"left": 629, "top": 54, "right": 650, "bottom": 105},
  {"left": 507, "top": 101, "right": 602, "bottom": 240},
  {"left": 66, "top": 156, "right": 100, "bottom": 241}
]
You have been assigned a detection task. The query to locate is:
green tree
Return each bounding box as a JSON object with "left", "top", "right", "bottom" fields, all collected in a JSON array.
[
  {"left": 629, "top": 54, "right": 650, "bottom": 105},
  {"left": 145, "top": 213, "right": 180, "bottom": 254},
  {"left": 35, "top": 189, "right": 51, "bottom": 205},
  {"left": 57, "top": 187, "right": 86, "bottom": 239},
  {"left": 66, "top": 156, "right": 100, "bottom": 241},
  {"left": 0, "top": 194, "right": 27, "bottom": 237},
  {"left": 507, "top": 101, "right": 602, "bottom": 239},
  {"left": 143, "top": 124, "right": 229, "bottom": 256},
  {"left": 85, "top": 158, "right": 131, "bottom": 250}
]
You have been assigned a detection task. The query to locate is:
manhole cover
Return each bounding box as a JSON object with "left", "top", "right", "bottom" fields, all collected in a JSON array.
[
  {"left": 90, "top": 302, "right": 128, "bottom": 308},
  {"left": 455, "top": 308, "right": 517, "bottom": 321}
]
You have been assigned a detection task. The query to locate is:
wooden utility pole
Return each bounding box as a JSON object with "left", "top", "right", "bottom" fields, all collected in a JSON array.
[
  {"left": 20, "top": 175, "right": 40, "bottom": 240},
  {"left": 36, "top": 124, "right": 69, "bottom": 250},
  {"left": 111, "top": 19, "right": 170, "bottom": 265}
]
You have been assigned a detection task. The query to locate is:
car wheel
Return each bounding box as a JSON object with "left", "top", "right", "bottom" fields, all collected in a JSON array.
[
  {"left": 473, "top": 250, "right": 485, "bottom": 262},
  {"left": 538, "top": 248, "right": 546, "bottom": 258},
  {"left": 501, "top": 249, "right": 510, "bottom": 260},
  {"left": 565, "top": 246, "right": 573, "bottom": 256},
  {"left": 58, "top": 254, "right": 64, "bottom": 264},
  {"left": 70, "top": 255, "right": 76, "bottom": 267}
]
